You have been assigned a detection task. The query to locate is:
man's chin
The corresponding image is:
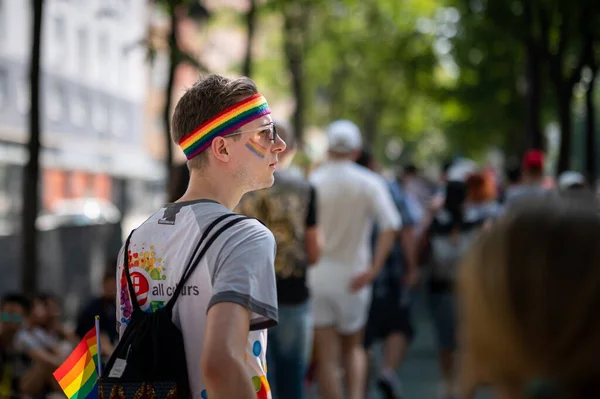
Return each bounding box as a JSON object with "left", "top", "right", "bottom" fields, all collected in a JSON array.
[
  {"left": 262, "top": 175, "right": 275, "bottom": 189},
  {"left": 248, "top": 176, "right": 275, "bottom": 192}
]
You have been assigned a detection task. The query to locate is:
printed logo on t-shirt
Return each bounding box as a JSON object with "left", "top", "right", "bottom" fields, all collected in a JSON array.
[{"left": 118, "top": 242, "right": 201, "bottom": 329}]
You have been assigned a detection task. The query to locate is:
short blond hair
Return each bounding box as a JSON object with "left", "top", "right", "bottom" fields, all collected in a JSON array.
[{"left": 171, "top": 74, "right": 258, "bottom": 169}]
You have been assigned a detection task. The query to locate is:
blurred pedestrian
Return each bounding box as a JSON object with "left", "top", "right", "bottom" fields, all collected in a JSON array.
[
  {"left": 75, "top": 262, "right": 117, "bottom": 360},
  {"left": 504, "top": 149, "right": 547, "bottom": 207},
  {"left": 309, "top": 120, "right": 401, "bottom": 399},
  {"left": 0, "top": 294, "right": 28, "bottom": 399},
  {"left": 357, "top": 149, "right": 419, "bottom": 399},
  {"left": 459, "top": 193, "right": 600, "bottom": 399}
]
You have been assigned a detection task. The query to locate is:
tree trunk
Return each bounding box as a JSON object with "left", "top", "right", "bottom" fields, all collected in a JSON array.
[
  {"left": 163, "top": 2, "right": 178, "bottom": 185},
  {"left": 585, "top": 71, "right": 597, "bottom": 182},
  {"left": 242, "top": 0, "right": 256, "bottom": 78},
  {"left": 282, "top": 6, "right": 306, "bottom": 146},
  {"left": 556, "top": 85, "right": 573, "bottom": 173},
  {"left": 22, "top": 0, "right": 44, "bottom": 294},
  {"left": 522, "top": 0, "right": 543, "bottom": 152},
  {"left": 524, "top": 43, "right": 543, "bottom": 150}
]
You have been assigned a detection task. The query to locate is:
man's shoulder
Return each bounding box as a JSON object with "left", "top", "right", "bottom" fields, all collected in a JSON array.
[
  {"left": 221, "top": 216, "right": 275, "bottom": 246},
  {"left": 132, "top": 201, "right": 269, "bottom": 244},
  {"left": 354, "top": 166, "right": 389, "bottom": 189}
]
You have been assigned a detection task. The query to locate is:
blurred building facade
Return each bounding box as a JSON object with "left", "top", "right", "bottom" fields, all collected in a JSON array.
[{"left": 0, "top": 0, "right": 165, "bottom": 234}]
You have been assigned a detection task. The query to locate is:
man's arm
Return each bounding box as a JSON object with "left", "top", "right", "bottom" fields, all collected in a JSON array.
[
  {"left": 350, "top": 177, "right": 401, "bottom": 291},
  {"left": 201, "top": 302, "right": 256, "bottom": 399},
  {"left": 305, "top": 186, "right": 322, "bottom": 265},
  {"left": 370, "top": 178, "right": 402, "bottom": 275},
  {"left": 370, "top": 228, "right": 396, "bottom": 275},
  {"left": 391, "top": 182, "right": 419, "bottom": 286},
  {"left": 400, "top": 226, "right": 419, "bottom": 285}
]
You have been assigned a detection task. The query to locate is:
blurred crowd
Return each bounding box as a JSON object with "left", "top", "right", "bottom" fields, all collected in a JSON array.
[
  {"left": 234, "top": 119, "right": 598, "bottom": 399},
  {"left": 1, "top": 117, "right": 598, "bottom": 399},
  {"left": 0, "top": 268, "right": 117, "bottom": 399}
]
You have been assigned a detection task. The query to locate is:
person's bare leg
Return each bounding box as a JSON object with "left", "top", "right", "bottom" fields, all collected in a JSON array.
[
  {"left": 382, "top": 333, "right": 408, "bottom": 372},
  {"left": 314, "top": 327, "right": 342, "bottom": 399},
  {"left": 439, "top": 349, "right": 455, "bottom": 397},
  {"left": 459, "top": 350, "right": 481, "bottom": 399},
  {"left": 341, "top": 329, "right": 368, "bottom": 399}
]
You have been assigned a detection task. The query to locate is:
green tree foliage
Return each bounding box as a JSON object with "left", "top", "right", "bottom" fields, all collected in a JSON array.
[
  {"left": 438, "top": 0, "right": 531, "bottom": 157},
  {"left": 274, "top": 0, "right": 445, "bottom": 164}
]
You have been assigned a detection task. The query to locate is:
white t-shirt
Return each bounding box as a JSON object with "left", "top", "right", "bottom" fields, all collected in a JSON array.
[
  {"left": 309, "top": 161, "right": 402, "bottom": 279},
  {"left": 116, "top": 200, "right": 277, "bottom": 399}
]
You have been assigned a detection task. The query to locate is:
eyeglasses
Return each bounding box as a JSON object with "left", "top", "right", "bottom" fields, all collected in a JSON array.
[
  {"left": 1, "top": 312, "right": 23, "bottom": 323},
  {"left": 223, "top": 122, "right": 278, "bottom": 144}
]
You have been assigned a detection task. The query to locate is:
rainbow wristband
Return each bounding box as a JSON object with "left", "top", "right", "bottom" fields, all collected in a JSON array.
[{"left": 179, "top": 93, "right": 271, "bottom": 160}]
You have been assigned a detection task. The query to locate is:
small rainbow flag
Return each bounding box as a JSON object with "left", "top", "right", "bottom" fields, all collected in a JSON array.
[{"left": 53, "top": 327, "right": 99, "bottom": 399}]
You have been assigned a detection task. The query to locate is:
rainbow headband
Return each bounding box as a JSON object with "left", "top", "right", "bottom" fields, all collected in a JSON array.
[{"left": 179, "top": 93, "right": 271, "bottom": 160}]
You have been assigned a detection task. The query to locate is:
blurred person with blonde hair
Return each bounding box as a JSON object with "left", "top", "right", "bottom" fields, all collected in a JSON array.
[{"left": 459, "top": 193, "right": 600, "bottom": 399}]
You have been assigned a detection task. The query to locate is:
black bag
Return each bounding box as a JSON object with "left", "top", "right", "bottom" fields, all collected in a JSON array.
[{"left": 99, "top": 213, "right": 251, "bottom": 399}]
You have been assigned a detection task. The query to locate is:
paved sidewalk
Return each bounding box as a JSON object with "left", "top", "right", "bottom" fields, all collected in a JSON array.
[{"left": 367, "top": 291, "right": 493, "bottom": 399}]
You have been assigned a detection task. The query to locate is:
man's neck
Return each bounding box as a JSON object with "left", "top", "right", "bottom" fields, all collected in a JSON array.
[{"left": 177, "top": 170, "right": 244, "bottom": 210}]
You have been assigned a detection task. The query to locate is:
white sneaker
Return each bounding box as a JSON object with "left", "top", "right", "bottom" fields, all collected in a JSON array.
[{"left": 377, "top": 369, "right": 403, "bottom": 399}]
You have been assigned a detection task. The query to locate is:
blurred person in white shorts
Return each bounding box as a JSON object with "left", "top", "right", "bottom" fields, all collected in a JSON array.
[{"left": 309, "top": 120, "right": 401, "bottom": 399}]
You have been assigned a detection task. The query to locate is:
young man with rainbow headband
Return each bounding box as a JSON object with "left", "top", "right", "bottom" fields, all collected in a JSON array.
[{"left": 115, "top": 74, "right": 286, "bottom": 399}]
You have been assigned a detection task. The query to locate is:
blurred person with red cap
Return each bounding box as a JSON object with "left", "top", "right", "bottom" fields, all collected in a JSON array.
[{"left": 503, "top": 149, "right": 548, "bottom": 207}]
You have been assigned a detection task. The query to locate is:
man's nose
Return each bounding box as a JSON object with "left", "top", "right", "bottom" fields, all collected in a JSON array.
[{"left": 272, "top": 135, "right": 286, "bottom": 153}]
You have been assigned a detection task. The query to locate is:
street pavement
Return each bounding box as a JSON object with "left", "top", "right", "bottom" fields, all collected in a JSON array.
[{"left": 367, "top": 290, "right": 494, "bottom": 399}]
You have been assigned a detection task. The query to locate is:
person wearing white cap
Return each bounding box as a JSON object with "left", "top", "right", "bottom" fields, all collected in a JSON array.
[
  {"left": 558, "top": 171, "right": 586, "bottom": 191},
  {"left": 308, "top": 120, "right": 401, "bottom": 399}
]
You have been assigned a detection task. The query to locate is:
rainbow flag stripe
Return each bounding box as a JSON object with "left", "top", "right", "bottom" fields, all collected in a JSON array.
[
  {"left": 53, "top": 328, "right": 99, "bottom": 399},
  {"left": 179, "top": 93, "right": 271, "bottom": 160},
  {"left": 246, "top": 139, "right": 267, "bottom": 158}
]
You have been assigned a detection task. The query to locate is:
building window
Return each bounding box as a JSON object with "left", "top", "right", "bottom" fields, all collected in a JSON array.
[
  {"left": 0, "top": 0, "right": 6, "bottom": 44},
  {"left": 0, "top": 68, "right": 7, "bottom": 109},
  {"left": 77, "top": 28, "right": 89, "bottom": 76},
  {"left": 16, "top": 78, "right": 29, "bottom": 115},
  {"left": 113, "top": 106, "right": 127, "bottom": 138},
  {"left": 47, "top": 82, "right": 67, "bottom": 121},
  {"left": 119, "top": 49, "right": 129, "bottom": 87},
  {"left": 70, "top": 91, "right": 88, "bottom": 127},
  {"left": 92, "top": 99, "right": 108, "bottom": 133},
  {"left": 51, "top": 16, "right": 67, "bottom": 66},
  {"left": 98, "top": 32, "right": 110, "bottom": 81}
]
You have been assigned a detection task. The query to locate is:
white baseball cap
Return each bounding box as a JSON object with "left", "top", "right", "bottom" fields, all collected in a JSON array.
[
  {"left": 446, "top": 158, "right": 478, "bottom": 182},
  {"left": 327, "top": 120, "right": 362, "bottom": 153},
  {"left": 558, "top": 171, "right": 585, "bottom": 190}
]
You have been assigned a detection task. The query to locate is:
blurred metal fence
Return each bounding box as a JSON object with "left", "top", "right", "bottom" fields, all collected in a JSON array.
[{"left": 0, "top": 223, "right": 123, "bottom": 321}]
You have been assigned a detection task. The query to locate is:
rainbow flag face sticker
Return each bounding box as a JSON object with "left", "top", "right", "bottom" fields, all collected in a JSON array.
[{"left": 246, "top": 138, "right": 267, "bottom": 159}]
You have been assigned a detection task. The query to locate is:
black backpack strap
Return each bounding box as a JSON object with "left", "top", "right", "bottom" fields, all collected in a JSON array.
[
  {"left": 166, "top": 215, "right": 253, "bottom": 310},
  {"left": 122, "top": 213, "right": 239, "bottom": 312},
  {"left": 122, "top": 229, "right": 141, "bottom": 312}
]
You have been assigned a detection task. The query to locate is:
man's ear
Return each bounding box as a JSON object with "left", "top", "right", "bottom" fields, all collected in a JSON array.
[{"left": 211, "top": 137, "right": 231, "bottom": 163}]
